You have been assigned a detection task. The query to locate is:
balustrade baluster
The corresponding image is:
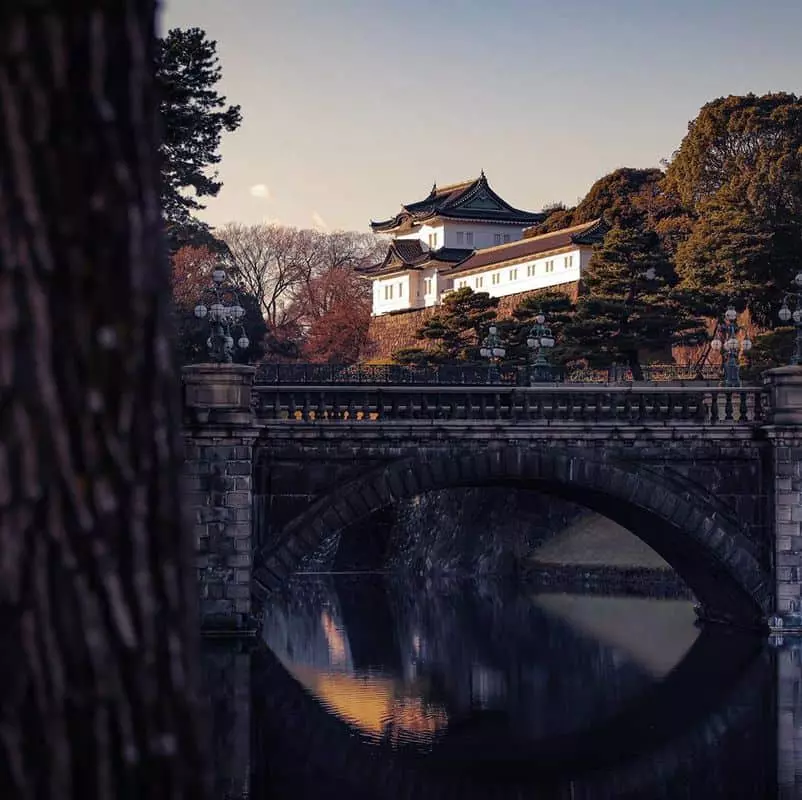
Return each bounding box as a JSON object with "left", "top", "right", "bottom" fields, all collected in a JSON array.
[
  {"left": 524, "top": 391, "right": 531, "bottom": 419},
  {"left": 536, "top": 392, "right": 545, "bottom": 420},
  {"left": 724, "top": 390, "right": 734, "bottom": 421},
  {"left": 390, "top": 393, "right": 398, "bottom": 419},
  {"left": 637, "top": 392, "right": 647, "bottom": 421},
  {"left": 710, "top": 391, "right": 719, "bottom": 424},
  {"left": 289, "top": 392, "right": 297, "bottom": 420},
  {"left": 623, "top": 392, "right": 632, "bottom": 420},
  {"left": 493, "top": 391, "right": 501, "bottom": 419},
  {"left": 680, "top": 392, "right": 689, "bottom": 420},
  {"left": 739, "top": 390, "right": 748, "bottom": 422},
  {"left": 754, "top": 389, "right": 765, "bottom": 422}
]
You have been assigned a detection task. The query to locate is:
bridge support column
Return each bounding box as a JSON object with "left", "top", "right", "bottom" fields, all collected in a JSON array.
[
  {"left": 182, "top": 364, "right": 259, "bottom": 636},
  {"left": 766, "top": 367, "right": 802, "bottom": 633}
]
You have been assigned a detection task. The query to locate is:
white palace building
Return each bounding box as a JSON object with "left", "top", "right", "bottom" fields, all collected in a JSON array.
[{"left": 359, "top": 172, "right": 608, "bottom": 316}]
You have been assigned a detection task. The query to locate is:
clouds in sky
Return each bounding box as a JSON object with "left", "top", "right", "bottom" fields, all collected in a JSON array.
[
  {"left": 311, "top": 211, "right": 329, "bottom": 231},
  {"left": 249, "top": 183, "right": 271, "bottom": 200}
]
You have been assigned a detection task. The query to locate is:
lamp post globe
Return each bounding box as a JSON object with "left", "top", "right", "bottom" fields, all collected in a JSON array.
[
  {"left": 777, "top": 273, "right": 802, "bottom": 366},
  {"left": 194, "top": 267, "right": 253, "bottom": 364},
  {"left": 480, "top": 325, "right": 506, "bottom": 383},
  {"left": 527, "top": 310, "right": 556, "bottom": 385}
]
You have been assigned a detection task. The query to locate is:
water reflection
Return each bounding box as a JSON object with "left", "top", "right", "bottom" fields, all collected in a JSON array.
[{"left": 246, "top": 575, "right": 775, "bottom": 798}]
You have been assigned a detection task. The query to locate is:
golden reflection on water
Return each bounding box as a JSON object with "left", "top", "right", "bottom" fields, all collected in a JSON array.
[{"left": 282, "top": 662, "right": 449, "bottom": 746}]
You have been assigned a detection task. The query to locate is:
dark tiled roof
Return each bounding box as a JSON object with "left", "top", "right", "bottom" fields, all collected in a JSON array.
[
  {"left": 356, "top": 241, "right": 473, "bottom": 278},
  {"left": 442, "top": 218, "right": 608, "bottom": 276},
  {"left": 370, "top": 173, "right": 544, "bottom": 233}
]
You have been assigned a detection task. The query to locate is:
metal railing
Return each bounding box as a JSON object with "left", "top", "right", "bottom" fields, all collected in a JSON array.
[
  {"left": 252, "top": 384, "right": 769, "bottom": 425},
  {"left": 254, "top": 362, "right": 724, "bottom": 386}
]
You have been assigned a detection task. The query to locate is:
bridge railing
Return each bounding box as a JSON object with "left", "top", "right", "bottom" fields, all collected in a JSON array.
[
  {"left": 254, "top": 362, "right": 722, "bottom": 386},
  {"left": 252, "top": 384, "right": 769, "bottom": 425}
]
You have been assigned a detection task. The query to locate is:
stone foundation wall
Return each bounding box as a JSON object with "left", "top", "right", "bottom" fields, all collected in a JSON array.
[{"left": 365, "top": 281, "right": 579, "bottom": 362}]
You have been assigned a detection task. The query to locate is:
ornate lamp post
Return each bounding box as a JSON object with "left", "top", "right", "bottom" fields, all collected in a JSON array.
[
  {"left": 527, "top": 312, "right": 556, "bottom": 384},
  {"left": 193, "top": 268, "right": 250, "bottom": 363},
  {"left": 710, "top": 304, "right": 752, "bottom": 387},
  {"left": 778, "top": 271, "right": 802, "bottom": 365},
  {"left": 480, "top": 325, "right": 506, "bottom": 384}
]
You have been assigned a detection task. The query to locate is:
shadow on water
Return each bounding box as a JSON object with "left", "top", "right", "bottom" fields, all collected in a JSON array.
[{"left": 203, "top": 575, "right": 778, "bottom": 799}]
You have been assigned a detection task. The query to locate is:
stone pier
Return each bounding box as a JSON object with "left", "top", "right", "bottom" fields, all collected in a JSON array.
[
  {"left": 182, "top": 364, "right": 258, "bottom": 635},
  {"left": 766, "top": 367, "right": 802, "bottom": 633}
]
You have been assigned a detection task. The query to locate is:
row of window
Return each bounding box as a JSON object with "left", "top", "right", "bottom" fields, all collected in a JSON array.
[
  {"left": 427, "top": 231, "right": 515, "bottom": 248},
  {"left": 454, "top": 255, "right": 575, "bottom": 291},
  {"left": 383, "top": 255, "right": 576, "bottom": 301}
]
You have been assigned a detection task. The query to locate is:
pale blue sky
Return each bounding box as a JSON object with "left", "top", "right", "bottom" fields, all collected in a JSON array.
[{"left": 160, "top": 0, "right": 802, "bottom": 233}]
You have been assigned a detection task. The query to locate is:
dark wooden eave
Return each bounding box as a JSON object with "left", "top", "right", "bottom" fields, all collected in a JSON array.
[{"left": 356, "top": 240, "right": 473, "bottom": 278}]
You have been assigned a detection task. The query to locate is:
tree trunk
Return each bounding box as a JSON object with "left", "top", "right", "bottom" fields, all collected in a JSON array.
[
  {"left": 627, "top": 350, "right": 645, "bottom": 382},
  {"left": 0, "top": 4, "right": 209, "bottom": 798}
]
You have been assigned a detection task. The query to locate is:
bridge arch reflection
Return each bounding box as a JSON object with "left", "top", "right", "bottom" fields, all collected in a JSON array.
[{"left": 251, "top": 577, "right": 773, "bottom": 799}]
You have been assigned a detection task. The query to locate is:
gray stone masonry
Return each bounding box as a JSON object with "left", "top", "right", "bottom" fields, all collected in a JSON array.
[
  {"left": 183, "top": 364, "right": 258, "bottom": 636},
  {"left": 766, "top": 367, "right": 802, "bottom": 632}
]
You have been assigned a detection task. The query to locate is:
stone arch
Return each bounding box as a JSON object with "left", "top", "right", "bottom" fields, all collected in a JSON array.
[{"left": 254, "top": 446, "right": 771, "bottom": 627}]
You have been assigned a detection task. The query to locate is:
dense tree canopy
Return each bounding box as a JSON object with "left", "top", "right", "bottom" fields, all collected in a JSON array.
[
  {"left": 566, "top": 226, "right": 704, "bottom": 379},
  {"left": 157, "top": 27, "right": 241, "bottom": 248},
  {"left": 667, "top": 93, "right": 802, "bottom": 328}
]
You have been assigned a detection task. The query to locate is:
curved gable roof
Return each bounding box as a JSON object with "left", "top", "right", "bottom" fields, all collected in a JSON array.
[{"left": 370, "top": 173, "right": 545, "bottom": 233}]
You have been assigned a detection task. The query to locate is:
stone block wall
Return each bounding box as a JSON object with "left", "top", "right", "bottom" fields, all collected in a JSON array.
[
  {"left": 184, "top": 431, "right": 257, "bottom": 632},
  {"left": 182, "top": 364, "right": 258, "bottom": 635},
  {"left": 365, "top": 282, "right": 579, "bottom": 361}
]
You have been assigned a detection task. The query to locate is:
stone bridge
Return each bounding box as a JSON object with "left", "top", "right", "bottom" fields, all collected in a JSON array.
[{"left": 181, "top": 365, "right": 802, "bottom": 635}]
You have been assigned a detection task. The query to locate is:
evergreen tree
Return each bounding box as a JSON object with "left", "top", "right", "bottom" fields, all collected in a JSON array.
[
  {"left": 393, "top": 287, "right": 498, "bottom": 364},
  {"left": 667, "top": 93, "right": 802, "bottom": 327},
  {"left": 156, "top": 28, "right": 242, "bottom": 248},
  {"left": 503, "top": 289, "right": 577, "bottom": 366},
  {"left": 567, "top": 226, "right": 705, "bottom": 380}
]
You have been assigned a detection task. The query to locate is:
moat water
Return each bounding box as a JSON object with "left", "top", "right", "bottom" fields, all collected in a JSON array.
[{"left": 202, "top": 572, "right": 802, "bottom": 799}]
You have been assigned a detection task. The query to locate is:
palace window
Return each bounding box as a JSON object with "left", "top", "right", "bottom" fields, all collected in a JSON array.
[
  {"left": 466, "top": 232, "right": 474, "bottom": 246},
  {"left": 494, "top": 233, "right": 502, "bottom": 245},
  {"left": 424, "top": 278, "right": 433, "bottom": 294},
  {"left": 545, "top": 260, "right": 554, "bottom": 273},
  {"left": 428, "top": 232, "right": 437, "bottom": 249},
  {"left": 503, "top": 233, "right": 511, "bottom": 243},
  {"left": 458, "top": 280, "right": 468, "bottom": 288},
  {"left": 398, "top": 282, "right": 404, "bottom": 297},
  {"left": 456, "top": 231, "right": 464, "bottom": 245},
  {"left": 564, "top": 254, "right": 574, "bottom": 268},
  {"left": 476, "top": 276, "right": 484, "bottom": 288},
  {"left": 492, "top": 273, "right": 500, "bottom": 285},
  {"left": 508, "top": 268, "right": 518, "bottom": 281},
  {"left": 527, "top": 264, "right": 535, "bottom": 277},
  {"left": 383, "top": 284, "right": 394, "bottom": 300}
]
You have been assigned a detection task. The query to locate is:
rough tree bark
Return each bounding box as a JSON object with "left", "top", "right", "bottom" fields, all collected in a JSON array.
[{"left": 0, "top": 3, "right": 209, "bottom": 798}]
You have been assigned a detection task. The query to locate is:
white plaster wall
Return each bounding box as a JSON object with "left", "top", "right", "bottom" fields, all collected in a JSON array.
[
  {"left": 371, "top": 273, "right": 413, "bottom": 315},
  {"left": 396, "top": 223, "right": 445, "bottom": 250},
  {"left": 456, "top": 247, "right": 584, "bottom": 300},
  {"left": 441, "top": 222, "right": 527, "bottom": 250},
  {"left": 369, "top": 246, "right": 591, "bottom": 315}
]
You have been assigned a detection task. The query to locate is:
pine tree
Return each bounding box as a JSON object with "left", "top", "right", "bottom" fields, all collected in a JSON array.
[
  {"left": 393, "top": 287, "right": 498, "bottom": 364},
  {"left": 157, "top": 28, "right": 242, "bottom": 249},
  {"left": 567, "top": 226, "right": 704, "bottom": 380}
]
